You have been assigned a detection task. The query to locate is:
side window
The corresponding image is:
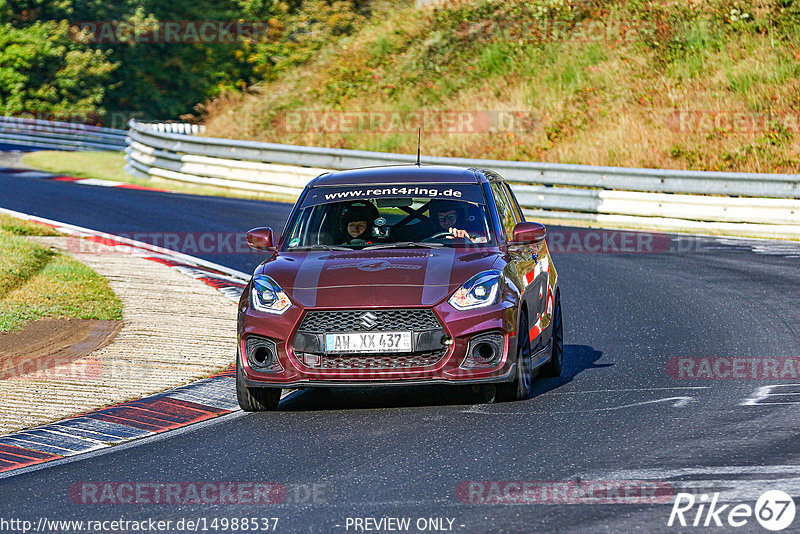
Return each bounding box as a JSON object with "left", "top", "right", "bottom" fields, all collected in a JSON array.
[
  {"left": 490, "top": 182, "right": 516, "bottom": 242},
  {"left": 502, "top": 182, "right": 525, "bottom": 223}
]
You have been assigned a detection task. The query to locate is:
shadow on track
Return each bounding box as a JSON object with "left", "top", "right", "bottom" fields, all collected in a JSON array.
[
  {"left": 278, "top": 384, "right": 490, "bottom": 412},
  {"left": 278, "top": 344, "right": 610, "bottom": 411},
  {"left": 532, "top": 344, "right": 611, "bottom": 397}
]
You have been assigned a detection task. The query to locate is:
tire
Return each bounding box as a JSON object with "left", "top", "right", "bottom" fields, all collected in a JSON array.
[
  {"left": 236, "top": 353, "right": 281, "bottom": 411},
  {"left": 497, "top": 313, "right": 534, "bottom": 402},
  {"left": 539, "top": 291, "right": 564, "bottom": 378}
]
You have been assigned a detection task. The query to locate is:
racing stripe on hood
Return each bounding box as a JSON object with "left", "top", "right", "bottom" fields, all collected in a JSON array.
[
  {"left": 291, "top": 252, "right": 330, "bottom": 307},
  {"left": 422, "top": 248, "right": 455, "bottom": 306}
]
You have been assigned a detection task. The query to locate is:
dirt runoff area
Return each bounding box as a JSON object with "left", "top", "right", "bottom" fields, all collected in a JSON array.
[{"left": 0, "top": 318, "right": 122, "bottom": 381}]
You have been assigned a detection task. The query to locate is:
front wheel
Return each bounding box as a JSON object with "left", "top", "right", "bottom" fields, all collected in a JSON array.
[
  {"left": 236, "top": 354, "right": 281, "bottom": 411},
  {"left": 539, "top": 291, "right": 564, "bottom": 378},
  {"left": 497, "top": 314, "right": 534, "bottom": 402}
]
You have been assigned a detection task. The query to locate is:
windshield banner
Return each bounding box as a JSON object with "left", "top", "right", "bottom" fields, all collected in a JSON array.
[{"left": 301, "top": 184, "right": 487, "bottom": 207}]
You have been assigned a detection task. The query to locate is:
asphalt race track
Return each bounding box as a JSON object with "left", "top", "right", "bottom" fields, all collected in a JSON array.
[{"left": 2, "top": 168, "right": 800, "bottom": 532}]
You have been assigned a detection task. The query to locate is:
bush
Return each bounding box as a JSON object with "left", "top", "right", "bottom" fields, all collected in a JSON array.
[{"left": 0, "top": 20, "right": 116, "bottom": 116}]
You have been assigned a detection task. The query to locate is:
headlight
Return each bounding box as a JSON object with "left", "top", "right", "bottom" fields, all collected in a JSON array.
[
  {"left": 251, "top": 275, "right": 291, "bottom": 314},
  {"left": 448, "top": 270, "right": 501, "bottom": 310}
]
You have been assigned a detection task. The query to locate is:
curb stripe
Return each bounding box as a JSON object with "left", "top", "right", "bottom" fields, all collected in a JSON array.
[
  {"left": 0, "top": 444, "right": 60, "bottom": 460},
  {"left": 165, "top": 393, "right": 239, "bottom": 411},
  {"left": 0, "top": 451, "right": 59, "bottom": 470},
  {"left": 0, "top": 451, "right": 43, "bottom": 463},
  {"left": 94, "top": 407, "right": 187, "bottom": 425},
  {"left": 117, "top": 183, "right": 170, "bottom": 192},
  {"left": 0, "top": 373, "right": 241, "bottom": 475},
  {"left": 139, "top": 398, "right": 227, "bottom": 416},
  {"left": 89, "top": 411, "right": 181, "bottom": 431},
  {"left": 7, "top": 171, "right": 53, "bottom": 179},
  {"left": 47, "top": 174, "right": 170, "bottom": 192},
  {"left": 94, "top": 405, "right": 217, "bottom": 428},
  {"left": 11, "top": 430, "right": 104, "bottom": 451},
  {"left": 0, "top": 459, "right": 24, "bottom": 469},
  {"left": 86, "top": 415, "right": 165, "bottom": 433},
  {"left": 0, "top": 437, "right": 77, "bottom": 456},
  {"left": 52, "top": 417, "right": 151, "bottom": 439}
]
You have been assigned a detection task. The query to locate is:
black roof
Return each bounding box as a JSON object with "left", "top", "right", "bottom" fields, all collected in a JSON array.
[{"left": 309, "top": 165, "right": 486, "bottom": 187}]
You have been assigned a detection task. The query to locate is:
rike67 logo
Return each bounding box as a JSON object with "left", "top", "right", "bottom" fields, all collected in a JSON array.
[{"left": 668, "top": 490, "right": 796, "bottom": 531}]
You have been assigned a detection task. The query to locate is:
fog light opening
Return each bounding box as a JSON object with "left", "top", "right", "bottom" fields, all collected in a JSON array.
[
  {"left": 252, "top": 346, "right": 274, "bottom": 366},
  {"left": 475, "top": 342, "right": 497, "bottom": 361},
  {"left": 461, "top": 332, "right": 505, "bottom": 370},
  {"left": 244, "top": 335, "right": 283, "bottom": 373}
]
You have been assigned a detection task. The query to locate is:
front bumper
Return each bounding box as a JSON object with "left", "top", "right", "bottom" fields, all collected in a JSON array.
[
  {"left": 238, "top": 365, "right": 517, "bottom": 388},
  {"left": 238, "top": 300, "right": 520, "bottom": 387}
]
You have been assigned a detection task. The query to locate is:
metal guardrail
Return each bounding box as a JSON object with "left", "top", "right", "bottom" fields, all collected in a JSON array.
[
  {"left": 124, "top": 120, "right": 800, "bottom": 238},
  {"left": 0, "top": 116, "right": 127, "bottom": 151},
  {"left": 0, "top": 115, "right": 794, "bottom": 238},
  {"left": 126, "top": 121, "right": 800, "bottom": 198}
]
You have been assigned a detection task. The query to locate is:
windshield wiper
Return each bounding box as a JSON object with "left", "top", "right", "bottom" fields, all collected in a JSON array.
[
  {"left": 364, "top": 241, "right": 444, "bottom": 250},
  {"left": 292, "top": 244, "right": 351, "bottom": 251}
]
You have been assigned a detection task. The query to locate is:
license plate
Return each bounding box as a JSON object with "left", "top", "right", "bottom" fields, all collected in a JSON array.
[{"left": 324, "top": 331, "right": 412, "bottom": 353}]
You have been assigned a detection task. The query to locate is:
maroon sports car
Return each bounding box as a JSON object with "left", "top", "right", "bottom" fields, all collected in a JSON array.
[{"left": 237, "top": 165, "right": 563, "bottom": 410}]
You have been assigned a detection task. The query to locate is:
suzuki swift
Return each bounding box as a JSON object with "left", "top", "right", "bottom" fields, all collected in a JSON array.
[{"left": 237, "top": 165, "right": 563, "bottom": 410}]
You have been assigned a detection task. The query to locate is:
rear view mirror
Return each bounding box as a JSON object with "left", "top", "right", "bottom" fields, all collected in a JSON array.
[
  {"left": 511, "top": 222, "right": 546, "bottom": 244},
  {"left": 377, "top": 198, "right": 413, "bottom": 208},
  {"left": 247, "top": 227, "right": 274, "bottom": 250}
]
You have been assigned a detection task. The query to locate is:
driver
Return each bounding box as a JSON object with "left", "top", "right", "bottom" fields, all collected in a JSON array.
[
  {"left": 428, "top": 200, "right": 473, "bottom": 241},
  {"left": 341, "top": 202, "right": 378, "bottom": 245}
]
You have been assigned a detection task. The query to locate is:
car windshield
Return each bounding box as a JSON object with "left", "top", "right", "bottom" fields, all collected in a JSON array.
[{"left": 283, "top": 196, "right": 496, "bottom": 250}]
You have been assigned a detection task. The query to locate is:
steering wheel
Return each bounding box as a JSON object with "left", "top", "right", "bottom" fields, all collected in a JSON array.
[
  {"left": 427, "top": 231, "right": 453, "bottom": 240},
  {"left": 423, "top": 231, "right": 470, "bottom": 243}
]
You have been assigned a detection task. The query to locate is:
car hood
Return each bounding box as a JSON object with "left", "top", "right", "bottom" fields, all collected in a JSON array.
[{"left": 256, "top": 248, "right": 503, "bottom": 308}]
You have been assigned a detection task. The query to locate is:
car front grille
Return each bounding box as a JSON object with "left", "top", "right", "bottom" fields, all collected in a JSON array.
[
  {"left": 298, "top": 309, "right": 441, "bottom": 333},
  {"left": 297, "top": 349, "right": 447, "bottom": 370}
]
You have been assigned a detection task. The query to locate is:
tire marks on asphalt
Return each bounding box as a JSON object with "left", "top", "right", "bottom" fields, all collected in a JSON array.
[{"left": 585, "top": 465, "right": 800, "bottom": 503}]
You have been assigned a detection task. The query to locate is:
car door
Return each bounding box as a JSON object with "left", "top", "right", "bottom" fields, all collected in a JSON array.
[{"left": 490, "top": 178, "right": 548, "bottom": 351}]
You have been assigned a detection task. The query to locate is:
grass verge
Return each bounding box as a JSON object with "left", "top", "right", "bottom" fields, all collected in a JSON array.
[
  {"left": 22, "top": 151, "right": 132, "bottom": 183},
  {"left": 22, "top": 151, "right": 298, "bottom": 203},
  {"left": 0, "top": 214, "right": 123, "bottom": 332}
]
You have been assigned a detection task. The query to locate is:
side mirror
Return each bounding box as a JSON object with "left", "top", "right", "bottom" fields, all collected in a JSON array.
[
  {"left": 247, "top": 227, "right": 274, "bottom": 250},
  {"left": 511, "top": 222, "right": 546, "bottom": 245}
]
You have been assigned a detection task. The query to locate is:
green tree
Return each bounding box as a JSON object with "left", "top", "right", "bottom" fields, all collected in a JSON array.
[
  {"left": 0, "top": 20, "right": 116, "bottom": 117},
  {"left": 1, "top": 0, "right": 275, "bottom": 121},
  {"left": 95, "top": 0, "right": 261, "bottom": 120}
]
